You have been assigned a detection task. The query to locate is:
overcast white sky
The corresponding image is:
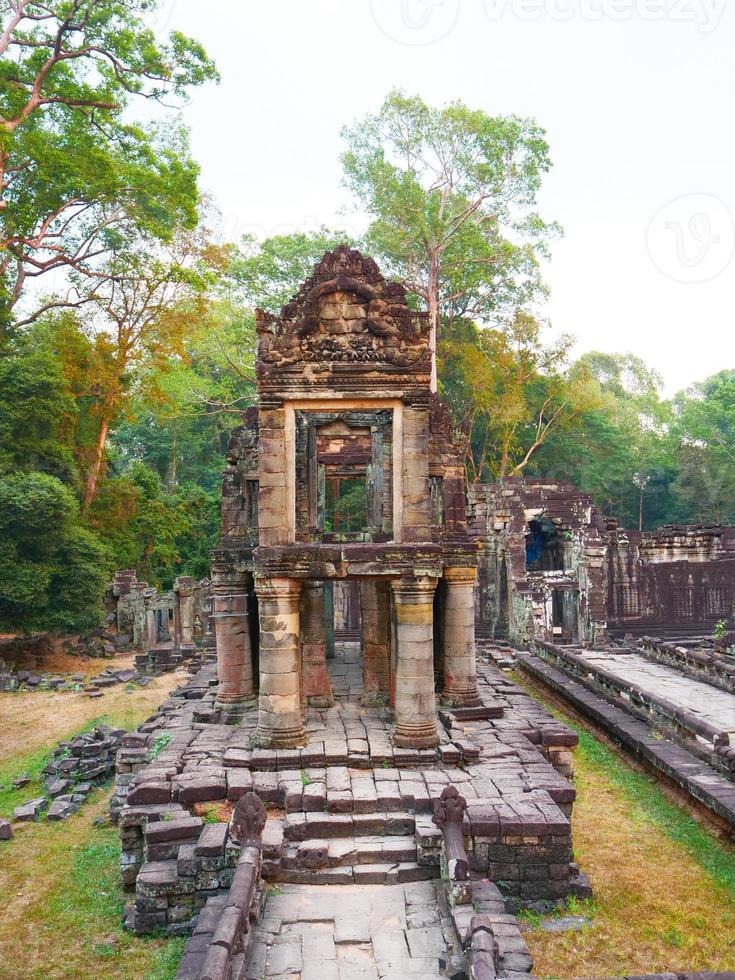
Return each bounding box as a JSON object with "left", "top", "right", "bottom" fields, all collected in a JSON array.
[{"left": 160, "top": 0, "right": 734, "bottom": 395}]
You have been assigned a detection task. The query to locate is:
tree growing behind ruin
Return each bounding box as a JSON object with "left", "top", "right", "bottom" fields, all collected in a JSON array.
[
  {"left": 439, "top": 312, "right": 602, "bottom": 482},
  {"left": 669, "top": 370, "right": 735, "bottom": 525},
  {"left": 341, "top": 89, "right": 558, "bottom": 391}
]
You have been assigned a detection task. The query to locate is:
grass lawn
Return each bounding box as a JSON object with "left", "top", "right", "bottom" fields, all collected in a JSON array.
[
  {"left": 516, "top": 674, "right": 735, "bottom": 978},
  {"left": 0, "top": 671, "right": 186, "bottom": 818},
  {"left": 0, "top": 792, "right": 184, "bottom": 980},
  {"left": 0, "top": 671, "right": 187, "bottom": 979}
]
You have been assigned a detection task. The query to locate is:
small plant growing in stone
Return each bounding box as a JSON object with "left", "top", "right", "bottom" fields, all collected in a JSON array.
[
  {"left": 202, "top": 805, "right": 220, "bottom": 824},
  {"left": 713, "top": 619, "right": 727, "bottom": 640},
  {"left": 300, "top": 770, "right": 310, "bottom": 786},
  {"left": 149, "top": 733, "right": 173, "bottom": 760}
]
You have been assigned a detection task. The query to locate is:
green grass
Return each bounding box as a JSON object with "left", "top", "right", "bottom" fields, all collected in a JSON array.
[
  {"left": 515, "top": 673, "right": 735, "bottom": 901},
  {"left": 0, "top": 745, "right": 54, "bottom": 818},
  {"left": 575, "top": 725, "right": 735, "bottom": 901},
  {"left": 46, "top": 820, "right": 185, "bottom": 980}
]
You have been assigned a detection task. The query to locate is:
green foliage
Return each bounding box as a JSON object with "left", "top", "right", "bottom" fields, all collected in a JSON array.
[
  {"left": 149, "top": 733, "right": 173, "bottom": 761},
  {"left": 229, "top": 228, "right": 355, "bottom": 313},
  {"left": 439, "top": 314, "right": 601, "bottom": 480},
  {"left": 341, "top": 89, "right": 558, "bottom": 329},
  {"left": 669, "top": 370, "right": 735, "bottom": 525},
  {"left": 0, "top": 345, "right": 78, "bottom": 481},
  {"left": 88, "top": 464, "right": 218, "bottom": 588},
  {"left": 0, "top": 0, "right": 218, "bottom": 328},
  {"left": 713, "top": 620, "right": 728, "bottom": 640},
  {"left": 0, "top": 471, "right": 109, "bottom": 633}
]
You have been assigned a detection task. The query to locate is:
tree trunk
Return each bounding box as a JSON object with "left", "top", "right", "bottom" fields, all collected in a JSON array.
[
  {"left": 83, "top": 417, "right": 109, "bottom": 513},
  {"left": 427, "top": 258, "right": 439, "bottom": 394}
]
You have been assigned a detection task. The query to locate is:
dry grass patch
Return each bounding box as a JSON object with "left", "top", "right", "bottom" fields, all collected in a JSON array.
[
  {"left": 517, "top": 685, "right": 735, "bottom": 978},
  {"left": 0, "top": 667, "right": 187, "bottom": 766}
]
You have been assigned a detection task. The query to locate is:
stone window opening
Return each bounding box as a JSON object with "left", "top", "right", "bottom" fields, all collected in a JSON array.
[
  {"left": 429, "top": 475, "right": 445, "bottom": 528},
  {"left": 295, "top": 409, "right": 393, "bottom": 544},
  {"left": 244, "top": 479, "right": 259, "bottom": 529},
  {"left": 526, "top": 516, "right": 567, "bottom": 571},
  {"left": 323, "top": 474, "right": 369, "bottom": 534}
]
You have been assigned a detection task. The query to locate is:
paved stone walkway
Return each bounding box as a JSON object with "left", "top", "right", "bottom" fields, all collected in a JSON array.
[
  {"left": 246, "top": 881, "right": 454, "bottom": 979},
  {"left": 329, "top": 641, "right": 364, "bottom": 700},
  {"left": 580, "top": 651, "right": 735, "bottom": 731}
]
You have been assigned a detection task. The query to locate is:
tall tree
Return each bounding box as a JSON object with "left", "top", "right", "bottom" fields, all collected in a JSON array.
[
  {"left": 0, "top": 0, "right": 217, "bottom": 330},
  {"left": 341, "top": 90, "right": 557, "bottom": 390},
  {"left": 530, "top": 351, "right": 674, "bottom": 528},
  {"left": 439, "top": 313, "right": 601, "bottom": 482},
  {"left": 77, "top": 221, "right": 217, "bottom": 511},
  {"left": 670, "top": 370, "right": 735, "bottom": 525}
]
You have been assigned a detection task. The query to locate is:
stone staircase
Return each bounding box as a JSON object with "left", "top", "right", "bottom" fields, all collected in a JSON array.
[{"left": 265, "top": 803, "right": 442, "bottom": 886}]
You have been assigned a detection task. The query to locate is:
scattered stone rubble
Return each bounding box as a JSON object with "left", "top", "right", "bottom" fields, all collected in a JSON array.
[
  {"left": 11, "top": 724, "right": 124, "bottom": 824},
  {"left": 0, "top": 661, "right": 153, "bottom": 697}
]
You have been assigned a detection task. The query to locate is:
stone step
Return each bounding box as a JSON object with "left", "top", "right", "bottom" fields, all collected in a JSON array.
[
  {"left": 281, "top": 834, "right": 418, "bottom": 870},
  {"left": 272, "top": 861, "right": 439, "bottom": 886},
  {"left": 283, "top": 810, "right": 415, "bottom": 842}
]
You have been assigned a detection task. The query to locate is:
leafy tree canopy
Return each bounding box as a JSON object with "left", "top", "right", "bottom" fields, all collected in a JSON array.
[{"left": 0, "top": 0, "right": 218, "bottom": 330}]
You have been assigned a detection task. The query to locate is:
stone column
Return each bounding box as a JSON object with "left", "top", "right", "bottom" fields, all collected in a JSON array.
[
  {"left": 300, "top": 581, "right": 334, "bottom": 708},
  {"left": 391, "top": 576, "right": 439, "bottom": 748},
  {"left": 174, "top": 576, "right": 196, "bottom": 655},
  {"left": 131, "top": 588, "right": 146, "bottom": 649},
  {"left": 360, "top": 579, "right": 391, "bottom": 702},
  {"left": 144, "top": 601, "right": 158, "bottom": 649},
  {"left": 254, "top": 577, "right": 305, "bottom": 748},
  {"left": 213, "top": 563, "right": 255, "bottom": 717},
  {"left": 441, "top": 567, "right": 481, "bottom": 707}
]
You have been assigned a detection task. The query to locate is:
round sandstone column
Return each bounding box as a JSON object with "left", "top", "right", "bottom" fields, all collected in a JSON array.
[
  {"left": 300, "top": 581, "right": 334, "bottom": 708},
  {"left": 391, "top": 576, "right": 439, "bottom": 748},
  {"left": 174, "top": 575, "right": 196, "bottom": 654},
  {"left": 254, "top": 577, "right": 306, "bottom": 748},
  {"left": 441, "top": 567, "right": 481, "bottom": 707},
  {"left": 359, "top": 579, "right": 391, "bottom": 702},
  {"left": 213, "top": 564, "right": 254, "bottom": 716}
]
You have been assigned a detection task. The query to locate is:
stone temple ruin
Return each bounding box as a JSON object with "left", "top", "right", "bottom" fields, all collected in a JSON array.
[
  {"left": 110, "top": 569, "right": 215, "bottom": 675},
  {"left": 211, "top": 246, "right": 480, "bottom": 744},
  {"left": 471, "top": 479, "right": 735, "bottom": 649},
  {"left": 111, "top": 249, "right": 735, "bottom": 980}
]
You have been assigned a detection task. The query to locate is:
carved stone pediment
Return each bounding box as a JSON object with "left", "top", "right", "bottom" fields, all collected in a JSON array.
[{"left": 256, "top": 247, "right": 430, "bottom": 374}]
